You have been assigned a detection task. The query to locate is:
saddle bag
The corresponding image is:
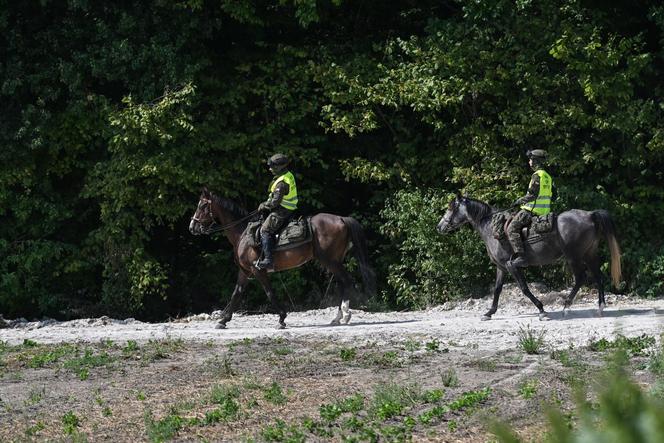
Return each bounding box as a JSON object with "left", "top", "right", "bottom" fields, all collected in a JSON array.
[
  {"left": 491, "top": 212, "right": 508, "bottom": 240},
  {"left": 532, "top": 213, "right": 555, "bottom": 234}
]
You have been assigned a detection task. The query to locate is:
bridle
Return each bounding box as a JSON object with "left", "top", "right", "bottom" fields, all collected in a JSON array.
[
  {"left": 191, "top": 198, "right": 257, "bottom": 235},
  {"left": 440, "top": 198, "right": 471, "bottom": 232}
]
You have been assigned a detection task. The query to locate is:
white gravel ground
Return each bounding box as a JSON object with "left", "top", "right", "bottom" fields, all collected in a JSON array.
[{"left": 2, "top": 284, "right": 663, "bottom": 350}]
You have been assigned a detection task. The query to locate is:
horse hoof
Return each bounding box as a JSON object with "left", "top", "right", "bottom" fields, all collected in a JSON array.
[
  {"left": 277, "top": 322, "right": 286, "bottom": 330},
  {"left": 330, "top": 319, "right": 341, "bottom": 326},
  {"left": 563, "top": 308, "right": 570, "bottom": 318},
  {"left": 598, "top": 303, "right": 605, "bottom": 317},
  {"left": 342, "top": 313, "right": 352, "bottom": 325},
  {"left": 216, "top": 322, "right": 227, "bottom": 329},
  {"left": 539, "top": 313, "right": 550, "bottom": 321},
  {"left": 481, "top": 315, "right": 492, "bottom": 321}
]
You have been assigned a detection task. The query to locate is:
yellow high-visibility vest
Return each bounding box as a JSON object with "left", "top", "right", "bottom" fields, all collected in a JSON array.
[
  {"left": 520, "top": 169, "right": 552, "bottom": 215},
  {"left": 269, "top": 171, "right": 298, "bottom": 210}
]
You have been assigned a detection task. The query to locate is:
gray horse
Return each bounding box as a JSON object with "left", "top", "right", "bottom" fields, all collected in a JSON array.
[{"left": 436, "top": 194, "right": 622, "bottom": 320}]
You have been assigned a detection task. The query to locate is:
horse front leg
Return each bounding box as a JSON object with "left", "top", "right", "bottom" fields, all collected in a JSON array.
[
  {"left": 253, "top": 270, "right": 287, "bottom": 329},
  {"left": 217, "top": 271, "right": 249, "bottom": 329},
  {"left": 505, "top": 263, "right": 548, "bottom": 321},
  {"left": 482, "top": 268, "right": 505, "bottom": 321}
]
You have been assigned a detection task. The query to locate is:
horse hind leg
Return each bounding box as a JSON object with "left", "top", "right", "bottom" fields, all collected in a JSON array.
[
  {"left": 563, "top": 263, "right": 586, "bottom": 318},
  {"left": 253, "top": 270, "right": 287, "bottom": 329},
  {"left": 586, "top": 256, "right": 606, "bottom": 316},
  {"left": 505, "top": 263, "right": 548, "bottom": 320},
  {"left": 341, "top": 299, "right": 351, "bottom": 324},
  {"left": 327, "top": 263, "right": 355, "bottom": 326}
]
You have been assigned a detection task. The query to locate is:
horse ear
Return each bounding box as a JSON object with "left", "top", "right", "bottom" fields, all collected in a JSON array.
[{"left": 201, "top": 187, "right": 210, "bottom": 198}]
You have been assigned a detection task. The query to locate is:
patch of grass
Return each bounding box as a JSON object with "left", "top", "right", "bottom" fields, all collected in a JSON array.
[
  {"left": 418, "top": 388, "right": 491, "bottom": 425},
  {"left": 264, "top": 381, "right": 287, "bottom": 405},
  {"left": 142, "top": 338, "right": 185, "bottom": 362},
  {"left": 228, "top": 337, "right": 254, "bottom": 352},
  {"left": 470, "top": 358, "right": 497, "bottom": 372},
  {"left": 370, "top": 383, "right": 421, "bottom": 420},
  {"left": 649, "top": 346, "right": 664, "bottom": 376},
  {"left": 260, "top": 419, "right": 305, "bottom": 443},
  {"left": 24, "top": 386, "right": 45, "bottom": 406},
  {"left": 62, "top": 410, "right": 80, "bottom": 435},
  {"left": 319, "top": 394, "right": 365, "bottom": 422},
  {"left": 145, "top": 410, "right": 184, "bottom": 443},
  {"left": 364, "top": 350, "right": 401, "bottom": 368},
  {"left": 426, "top": 338, "right": 446, "bottom": 353},
  {"left": 518, "top": 380, "right": 538, "bottom": 399},
  {"left": 339, "top": 347, "right": 357, "bottom": 361},
  {"left": 136, "top": 390, "right": 146, "bottom": 401},
  {"left": 517, "top": 324, "right": 547, "bottom": 354},
  {"left": 25, "top": 421, "right": 46, "bottom": 436},
  {"left": 422, "top": 389, "right": 445, "bottom": 403},
  {"left": 589, "top": 334, "right": 656, "bottom": 357},
  {"left": 122, "top": 340, "right": 139, "bottom": 355},
  {"left": 24, "top": 343, "right": 77, "bottom": 368},
  {"left": 274, "top": 346, "right": 293, "bottom": 356},
  {"left": 64, "top": 349, "right": 115, "bottom": 379},
  {"left": 203, "top": 354, "right": 236, "bottom": 377},
  {"left": 403, "top": 339, "right": 421, "bottom": 352},
  {"left": 440, "top": 368, "right": 459, "bottom": 387}
]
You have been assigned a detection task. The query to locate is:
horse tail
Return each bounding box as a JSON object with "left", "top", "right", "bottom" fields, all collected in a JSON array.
[
  {"left": 342, "top": 217, "right": 376, "bottom": 297},
  {"left": 591, "top": 210, "right": 622, "bottom": 287}
]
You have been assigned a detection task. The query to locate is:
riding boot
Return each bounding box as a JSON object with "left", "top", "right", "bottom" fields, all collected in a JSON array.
[
  {"left": 508, "top": 252, "right": 528, "bottom": 268},
  {"left": 255, "top": 232, "right": 275, "bottom": 270}
]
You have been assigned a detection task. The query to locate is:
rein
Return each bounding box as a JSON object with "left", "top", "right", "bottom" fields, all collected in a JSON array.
[
  {"left": 202, "top": 211, "right": 258, "bottom": 234},
  {"left": 191, "top": 197, "right": 258, "bottom": 234}
]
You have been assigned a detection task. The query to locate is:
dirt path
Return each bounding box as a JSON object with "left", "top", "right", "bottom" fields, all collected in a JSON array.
[{"left": 3, "top": 288, "right": 663, "bottom": 350}]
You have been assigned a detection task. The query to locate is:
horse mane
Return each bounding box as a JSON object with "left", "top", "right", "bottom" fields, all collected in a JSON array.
[
  {"left": 210, "top": 194, "right": 249, "bottom": 218},
  {"left": 463, "top": 197, "right": 494, "bottom": 221}
]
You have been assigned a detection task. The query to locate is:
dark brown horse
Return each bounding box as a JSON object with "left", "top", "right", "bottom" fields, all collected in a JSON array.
[{"left": 189, "top": 188, "right": 375, "bottom": 329}]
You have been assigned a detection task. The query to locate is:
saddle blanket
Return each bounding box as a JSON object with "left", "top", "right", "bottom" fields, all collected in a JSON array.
[{"left": 243, "top": 217, "right": 312, "bottom": 251}]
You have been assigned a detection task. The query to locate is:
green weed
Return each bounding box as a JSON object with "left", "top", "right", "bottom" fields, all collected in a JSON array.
[
  {"left": 62, "top": 410, "right": 80, "bottom": 435},
  {"left": 517, "top": 324, "right": 547, "bottom": 354},
  {"left": 588, "top": 334, "right": 655, "bottom": 356},
  {"left": 518, "top": 380, "right": 538, "bottom": 399},
  {"left": 274, "top": 347, "right": 293, "bottom": 356},
  {"left": 370, "top": 383, "right": 420, "bottom": 420},
  {"left": 260, "top": 419, "right": 305, "bottom": 443},
  {"left": 440, "top": 368, "right": 459, "bottom": 387},
  {"left": 25, "top": 421, "right": 45, "bottom": 436},
  {"left": 264, "top": 381, "right": 287, "bottom": 405},
  {"left": 470, "top": 358, "right": 497, "bottom": 372},
  {"left": 339, "top": 347, "right": 357, "bottom": 361}
]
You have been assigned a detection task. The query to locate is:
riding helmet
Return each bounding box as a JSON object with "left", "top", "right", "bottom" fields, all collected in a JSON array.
[
  {"left": 267, "top": 153, "right": 290, "bottom": 172},
  {"left": 526, "top": 149, "right": 547, "bottom": 160}
]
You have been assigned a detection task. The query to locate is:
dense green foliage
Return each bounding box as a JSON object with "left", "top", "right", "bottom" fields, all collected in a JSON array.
[{"left": 1, "top": 0, "right": 663, "bottom": 319}]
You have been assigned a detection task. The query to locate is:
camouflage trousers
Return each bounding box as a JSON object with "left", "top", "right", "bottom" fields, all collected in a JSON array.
[
  {"left": 261, "top": 207, "right": 293, "bottom": 235},
  {"left": 506, "top": 209, "right": 533, "bottom": 254}
]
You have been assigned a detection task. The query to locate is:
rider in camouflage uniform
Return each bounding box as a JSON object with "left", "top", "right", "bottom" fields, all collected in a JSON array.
[
  {"left": 507, "top": 149, "right": 553, "bottom": 268},
  {"left": 255, "top": 153, "right": 298, "bottom": 270}
]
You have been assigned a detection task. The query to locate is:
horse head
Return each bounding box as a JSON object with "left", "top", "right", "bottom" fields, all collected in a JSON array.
[
  {"left": 189, "top": 187, "right": 216, "bottom": 235},
  {"left": 436, "top": 192, "right": 469, "bottom": 234}
]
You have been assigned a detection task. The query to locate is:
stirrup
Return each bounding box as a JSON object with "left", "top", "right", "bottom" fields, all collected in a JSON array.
[{"left": 254, "top": 259, "right": 273, "bottom": 271}]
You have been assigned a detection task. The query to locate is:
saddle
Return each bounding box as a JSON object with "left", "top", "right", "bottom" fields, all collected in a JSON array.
[
  {"left": 242, "top": 216, "right": 313, "bottom": 251},
  {"left": 491, "top": 212, "right": 556, "bottom": 243}
]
